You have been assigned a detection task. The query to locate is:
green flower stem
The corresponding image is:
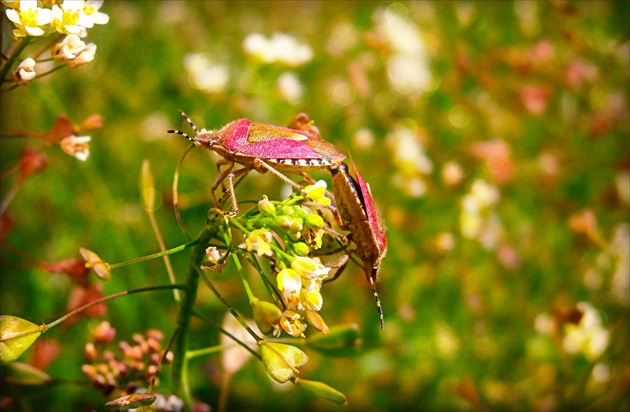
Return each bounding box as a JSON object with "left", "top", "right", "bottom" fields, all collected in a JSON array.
[
  {"left": 109, "top": 238, "right": 200, "bottom": 269},
  {"left": 247, "top": 252, "right": 284, "bottom": 309},
  {"left": 0, "top": 37, "right": 32, "bottom": 84},
  {"left": 172, "top": 225, "right": 218, "bottom": 411},
  {"left": 191, "top": 310, "right": 261, "bottom": 361},
  {"left": 42, "top": 284, "right": 184, "bottom": 332},
  {"left": 186, "top": 344, "right": 230, "bottom": 360},
  {"left": 231, "top": 252, "right": 256, "bottom": 304},
  {"left": 198, "top": 271, "right": 263, "bottom": 343}
]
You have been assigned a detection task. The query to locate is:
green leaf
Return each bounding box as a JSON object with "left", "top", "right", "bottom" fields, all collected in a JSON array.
[
  {"left": 2, "top": 362, "right": 52, "bottom": 386},
  {"left": 260, "top": 342, "right": 308, "bottom": 383},
  {"left": 306, "top": 324, "right": 361, "bottom": 357},
  {"left": 104, "top": 393, "right": 157, "bottom": 410},
  {"left": 296, "top": 378, "right": 347, "bottom": 405},
  {"left": 0, "top": 316, "right": 42, "bottom": 362}
]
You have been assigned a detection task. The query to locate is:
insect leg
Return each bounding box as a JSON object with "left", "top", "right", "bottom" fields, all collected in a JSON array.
[
  {"left": 323, "top": 254, "right": 349, "bottom": 283},
  {"left": 220, "top": 167, "right": 251, "bottom": 215},
  {"left": 211, "top": 160, "right": 235, "bottom": 209},
  {"left": 252, "top": 159, "right": 307, "bottom": 195}
]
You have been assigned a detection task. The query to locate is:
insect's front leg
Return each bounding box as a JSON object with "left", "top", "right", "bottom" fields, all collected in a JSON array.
[
  {"left": 252, "top": 158, "right": 307, "bottom": 195},
  {"left": 219, "top": 167, "right": 252, "bottom": 216},
  {"left": 212, "top": 159, "right": 235, "bottom": 210}
]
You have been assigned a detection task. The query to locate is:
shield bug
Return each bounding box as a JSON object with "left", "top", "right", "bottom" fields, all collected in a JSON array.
[
  {"left": 168, "top": 111, "right": 346, "bottom": 214},
  {"left": 329, "top": 162, "right": 387, "bottom": 330}
]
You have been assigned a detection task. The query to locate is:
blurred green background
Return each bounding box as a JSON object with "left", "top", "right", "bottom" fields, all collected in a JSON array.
[{"left": 1, "top": 1, "right": 629, "bottom": 411}]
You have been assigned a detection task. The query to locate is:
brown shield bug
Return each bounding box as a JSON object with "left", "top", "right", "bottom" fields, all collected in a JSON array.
[
  {"left": 168, "top": 111, "right": 346, "bottom": 214},
  {"left": 329, "top": 162, "right": 387, "bottom": 330}
]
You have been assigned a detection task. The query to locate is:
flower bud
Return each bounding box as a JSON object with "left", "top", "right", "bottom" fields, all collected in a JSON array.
[
  {"left": 253, "top": 300, "right": 283, "bottom": 336},
  {"left": 257, "top": 196, "right": 276, "bottom": 216},
  {"left": 274, "top": 215, "right": 294, "bottom": 231},
  {"left": 290, "top": 217, "right": 303, "bottom": 232},
  {"left": 292, "top": 242, "right": 310, "bottom": 256},
  {"left": 280, "top": 206, "right": 294, "bottom": 216}
]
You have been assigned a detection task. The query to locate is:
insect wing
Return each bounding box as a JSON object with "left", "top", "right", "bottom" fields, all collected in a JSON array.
[
  {"left": 238, "top": 123, "right": 345, "bottom": 164},
  {"left": 354, "top": 170, "right": 387, "bottom": 255}
]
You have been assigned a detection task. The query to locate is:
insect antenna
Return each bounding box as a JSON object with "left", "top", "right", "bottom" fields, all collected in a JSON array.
[
  {"left": 168, "top": 110, "right": 200, "bottom": 142},
  {"left": 177, "top": 109, "right": 200, "bottom": 134},
  {"left": 168, "top": 129, "right": 195, "bottom": 142}
]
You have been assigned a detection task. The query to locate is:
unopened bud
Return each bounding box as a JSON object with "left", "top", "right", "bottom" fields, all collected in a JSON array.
[
  {"left": 258, "top": 196, "right": 276, "bottom": 216},
  {"left": 274, "top": 215, "right": 294, "bottom": 231},
  {"left": 292, "top": 242, "right": 310, "bottom": 256},
  {"left": 253, "top": 300, "right": 283, "bottom": 336}
]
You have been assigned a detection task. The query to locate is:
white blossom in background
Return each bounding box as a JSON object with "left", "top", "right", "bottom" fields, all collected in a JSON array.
[
  {"left": 460, "top": 179, "right": 503, "bottom": 249},
  {"left": 243, "top": 32, "right": 313, "bottom": 67},
  {"left": 374, "top": 7, "right": 433, "bottom": 95},
  {"left": 276, "top": 72, "right": 305, "bottom": 104},
  {"left": 387, "top": 122, "right": 433, "bottom": 198},
  {"left": 60, "top": 135, "right": 91, "bottom": 161},
  {"left": 183, "top": 52, "right": 229, "bottom": 94},
  {"left": 562, "top": 302, "right": 609, "bottom": 360}
]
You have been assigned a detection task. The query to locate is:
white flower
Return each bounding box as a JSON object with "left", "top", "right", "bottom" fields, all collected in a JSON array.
[
  {"left": 81, "top": 0, "right": 109, "bottom": 27},
  {"left": 67, "top": 42, "right": 96, "bottom": 67},
  {"left": 562, "top": 302, "right": 609, "bottom": 360},
  {"left": 54, "top": 34, "right": 86, "bottom": 61},
  {"left": 277, "top": 268, "right": 302, "bottom": 310},
  {"left": 12, "top": 57, "right": 36, "bottom": 85},
  {"left": 53, "top": 1, "right": 86, "bottom": 34},
  {"left": 60, "top": 135, "right": 91, "bottom": 161},
  {"left": 6, "top": 0, "right": 54, "bottom": 37},
  {"left": 243, "top": 32, "right": 313, "bottom": 66}
]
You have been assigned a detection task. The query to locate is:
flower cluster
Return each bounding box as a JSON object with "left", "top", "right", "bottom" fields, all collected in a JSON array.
[
  {"left": 6, "top": 0, "right": 109, "bottom": 37},
  {"left": 4, "top": 0, "right": 109, "bottom": 88},
  {"left": 82, "top": 321, "right": 173, "bottom": 398},
  {"left": 234, "top": 186, "right": 339, "bottom": 338}
]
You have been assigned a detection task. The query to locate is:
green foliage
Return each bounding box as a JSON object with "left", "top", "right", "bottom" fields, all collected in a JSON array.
[{"left": 1, "top": 1, "right": 629, "bottom": 411}]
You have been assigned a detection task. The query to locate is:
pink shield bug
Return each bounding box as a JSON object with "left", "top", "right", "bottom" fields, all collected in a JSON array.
[
  {"left": 168, "top": 111, "right": 346, "bottom": 213},
  {"left": 329, "top": 162, "right": 387, "bottom": 330}
]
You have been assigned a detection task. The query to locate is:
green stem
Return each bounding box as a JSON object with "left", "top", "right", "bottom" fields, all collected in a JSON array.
[
  {"left": 185, "top": 344, "right": 229, "bottom": 360},
  {"left": 171, "top": 225, "right": 218, "bottom": 411},
  {"left": 109, "top": 238, "right": 199, "bottom": 269},
  {"left": 231, "top": 252, "right": 256, "bottom": 304},
  {"left": 0, "top": 37, "right": 31, "bottom": 84},
  {"left": 42, "top": 284, "right": 184, "bottom": 331}
]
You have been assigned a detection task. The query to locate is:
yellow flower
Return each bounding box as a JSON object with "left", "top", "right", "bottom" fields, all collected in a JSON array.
[
  {"left": 304, "top": 180, "right": 331, "bottom": 206},
  {"left": 245, "top": 229, "right": 274, "bottom": 257},
  {"left": 300, "top": 287, "right": 323, "bottom": 311},
  {"left": 291, "top": 256, "right": 330, "bottom": 280}
]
